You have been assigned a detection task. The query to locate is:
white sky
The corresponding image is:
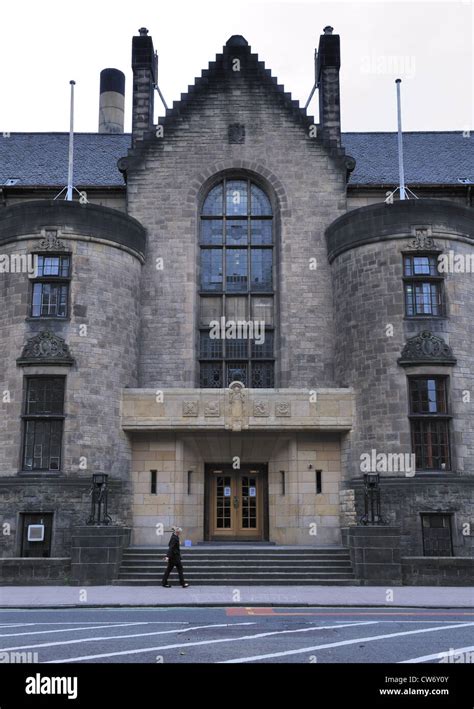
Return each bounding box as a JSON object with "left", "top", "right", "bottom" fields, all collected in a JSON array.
[{"left": 1, "top": 0, "right": 472, "bottom": 133}]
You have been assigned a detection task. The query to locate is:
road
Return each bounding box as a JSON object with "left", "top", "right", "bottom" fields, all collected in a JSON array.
[{"left": 0, "top": 607, "right": 473, "bottom": 664}]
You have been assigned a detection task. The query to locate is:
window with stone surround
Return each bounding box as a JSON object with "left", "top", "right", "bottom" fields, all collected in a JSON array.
[
  {"left": 30, "top": 254, "right": 71, "bottom": 318},
  {"left": 22, "top": 377, "right": 65, "bottom": 472},
  {"left": 403, "top": 254, "right": 444, "bottom": 317},
  {"left": 199, "top": 178, "right": 275, "bottom": 388},
  {"left": 408, "top": 376, "right": 451, "bottom": 471}
]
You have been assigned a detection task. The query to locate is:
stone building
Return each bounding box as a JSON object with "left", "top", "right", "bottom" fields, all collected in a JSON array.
[{"left": 0, "top": 27, "right": 473, "bottom": 582}]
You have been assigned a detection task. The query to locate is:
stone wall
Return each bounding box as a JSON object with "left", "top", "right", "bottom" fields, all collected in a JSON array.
[
  {"left": 124, "top": 38, "right": 349, "bottom": 389},
  {"left": 402, "top": 557, "right": 474, "bottom": 586},
  {"left": 0, "top": 202, "right": 145, "bottom": 557}
]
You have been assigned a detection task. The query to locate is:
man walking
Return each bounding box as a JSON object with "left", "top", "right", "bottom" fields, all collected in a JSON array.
[{"left": 162, "top": 526, "right": 189, "bottom": 588}]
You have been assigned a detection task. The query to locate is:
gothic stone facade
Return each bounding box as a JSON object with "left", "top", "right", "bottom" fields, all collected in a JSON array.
[{"left": 0, "top": 29, "right": 473, "bottom": 564}]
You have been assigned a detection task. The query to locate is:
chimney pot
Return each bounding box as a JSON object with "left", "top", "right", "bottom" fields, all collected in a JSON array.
[
  {"left": 323, "top": 26, "right": 334, "bottom": 35},
  {"left": 98, "top": 68, "right": 125, "bottom": 134},
  {"left": 139, "top": 27, "right": 148, "bottom": 36}
]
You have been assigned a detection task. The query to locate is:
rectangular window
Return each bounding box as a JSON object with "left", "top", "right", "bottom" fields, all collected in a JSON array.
[
  {"left": 199, "top": 297, "right": 222, "bottom": 327},
  {"left": 409, "top": 377, "right": 450, "bottom": 471},
  {"left": 200, "top": 332, "right": 223, "bottom": 359},
  {"left": 251, "top": 362, "right": 274, "bottom": 387},
  {"left": 226, "top": 219, "right": 248, "bottom": 245},
  {"left": 20, "top": 513, "right": 53, "bottom": 558},
  {"left": 403, "top": 254, "right": 444, "bottom": 317},
  {"left": 22, "top": 378, "right": 65, "bottom": 472},
  {"left": 226, "top": 249, "right": 248, "bottom": 291},
  {"left": 200, "top": 362, "right": 223, "bottom": 388},
  {"left": 201, "top": 249, "right": 223, "bottom": 291},
  {"left": 251, "top": 249, "right": 273, "bottom": 291},
  {"left": 421, "top": 513, "right": 453, "bottom": 556},
  {"left": 150, "top": 470, "right": 157, "bottom": 495},
  {"left": 31, "top": 254, "right": 71, "bottom": 318},
  {"left": 316, "top": 470, "right": 322, "bottom": 494},
  {"left": 200, "top": 220, "right": 223, "bottom": 245},
  {"left": 251, "top": 331, "right": 274, "bottom": 358},
  {"left": 226, "top": 362, "right": 248, "bottom": 386}
]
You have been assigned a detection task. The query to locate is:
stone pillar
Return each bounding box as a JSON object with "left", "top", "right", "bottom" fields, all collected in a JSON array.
[
  {"left": 343, "top": 525, "right": 402, "bottom": 586},
  {"left": 71, "top": 526, "right": 131, "bottom": 585}
]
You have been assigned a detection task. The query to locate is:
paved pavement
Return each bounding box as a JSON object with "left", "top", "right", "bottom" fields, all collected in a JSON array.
[
  {"left": 0, "top": 585, "right": 473, "bottom": 607},
  {"left": 0, "top": 607, "right": 473, "bottom": 664}
]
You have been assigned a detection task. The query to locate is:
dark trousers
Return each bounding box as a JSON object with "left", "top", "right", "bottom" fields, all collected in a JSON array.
[{"left": 162, "top": 558, "right": 185, "bottom": 585}]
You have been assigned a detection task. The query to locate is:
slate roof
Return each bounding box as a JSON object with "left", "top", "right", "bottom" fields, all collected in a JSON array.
[{"left": 0, "top": 131, "right": 472, "bottom": 188}]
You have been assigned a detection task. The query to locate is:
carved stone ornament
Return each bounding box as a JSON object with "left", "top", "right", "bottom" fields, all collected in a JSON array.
[
  {"left": 17, "top": 331, "right": 75, "bottom": 366},
  {"left": 228, "top": 123, "right": 245, "bottom": 144},
  {"left": 398, "top": 331, "right": 457, "bottom": 367},
  {"left": 227, "top": 381, "right": 247, "bottom": 431},
  {"left": 204, "top": 400, "right": 220, "bottom": 417},
  {"left": 253, "top": 400, "right": 269, "bottom": 417},
  {"left": 38, "top": 230, "right": 68, "bottom": 251},
  {"left": 183, "top": 401, "right": 198, "bottom": 417},
  {"left": 275, "top": 401, "right": 291, "bottom": 417},
  {"left": 407, "top": 227, "right": 435, "bottom": 250}
]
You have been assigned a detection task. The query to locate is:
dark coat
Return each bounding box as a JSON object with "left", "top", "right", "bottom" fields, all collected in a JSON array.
[{"left": 166, "top": 533, "right": 181, "bottom": 562}]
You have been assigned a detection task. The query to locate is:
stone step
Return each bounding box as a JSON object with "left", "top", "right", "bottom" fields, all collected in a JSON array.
[
  {"left": 116, "top": 579, "right": 358, "bottom": 586},
  {"left": 118, "top": 546, "right": 355, "bottom": 585},
  {"left": 120, "top": 564, "right": 352, "bottom": 573}
]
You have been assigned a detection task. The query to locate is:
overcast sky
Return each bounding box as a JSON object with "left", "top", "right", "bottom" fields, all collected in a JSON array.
[{"left": 1, "top": 0, "right": 472, "bottom": 134}]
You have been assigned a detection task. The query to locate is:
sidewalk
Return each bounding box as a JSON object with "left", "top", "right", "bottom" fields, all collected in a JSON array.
[{"left": 0, "top": 585, "right": 472, "bottom": 608}]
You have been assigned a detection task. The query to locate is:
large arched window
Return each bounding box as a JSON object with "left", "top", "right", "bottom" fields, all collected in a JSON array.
[{"left": 199, "top": 178, "right": 275, "bottom": 388}]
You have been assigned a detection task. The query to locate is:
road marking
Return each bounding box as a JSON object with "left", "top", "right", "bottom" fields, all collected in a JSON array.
[
  {"left": 1, "top": 623, "right": 255, "bottom": 653},
  {"left": 0, "top": 621, "right": 188, "bottom": 625},
  {"left": 400, "top": 645, "right": 474, "bottom": 663},
  {"left": 226, "top": 608, "right": 474, "bottom": 617},
  {"left": 45, "top": 621, "right": 377, "bottom": 663},
  {"left": 220, "top": 621, "right": 474, "bottom": 663},
  {"left": 0, "top": 622, "right": 150, "bottom": 638}
]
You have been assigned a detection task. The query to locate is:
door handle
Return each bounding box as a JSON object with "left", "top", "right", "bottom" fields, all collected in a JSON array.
[{"left": 233, "top": 496, "right": 239, "bottom": 509}]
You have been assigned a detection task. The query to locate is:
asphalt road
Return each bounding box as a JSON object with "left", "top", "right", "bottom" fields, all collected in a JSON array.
[{"left": 0, "top": 607, "right": 473, "bottom": 664}]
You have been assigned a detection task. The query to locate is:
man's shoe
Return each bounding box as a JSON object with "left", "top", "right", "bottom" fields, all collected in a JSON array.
[
  {"left": 162, "top": 583, "right": 171, "bottom": 588},
  {"left": 181, "top": 583, "right": 189, "bottom": 588}
]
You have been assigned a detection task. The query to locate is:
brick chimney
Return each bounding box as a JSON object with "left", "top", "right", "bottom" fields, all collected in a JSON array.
[
  {"left": 317, "top": 26, "right": 341, "bottom": 147},
  {"left": 131, "top": 27, "right": 156, "bottom": 144}
]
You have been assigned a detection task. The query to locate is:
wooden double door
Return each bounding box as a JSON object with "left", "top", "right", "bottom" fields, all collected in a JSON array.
[{"left": 207, "top": 465, "right": 268, "bottom": 540}]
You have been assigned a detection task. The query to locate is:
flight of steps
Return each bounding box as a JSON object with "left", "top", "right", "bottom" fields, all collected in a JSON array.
[{"left": 117, "top": 546, "right": 357, "bottom": 585}]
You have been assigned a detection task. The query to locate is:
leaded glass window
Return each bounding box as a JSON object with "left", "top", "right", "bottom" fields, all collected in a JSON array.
[{"left": 199, "top": 178, "right": 275, "bottom": 388}]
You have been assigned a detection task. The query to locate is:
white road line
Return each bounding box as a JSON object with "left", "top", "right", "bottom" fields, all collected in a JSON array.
[
  {"left": 2, "top": 622, "right": 255, "bottom": 653},
  {"left": 45, "top": 621, "right": 377, "bottom": 663},
  {"left": 399, "top": 645, "right": 474, "bottom": 663},
  {"left": 0, "top": 622, "right": 150, "bottom": 638},
  {"left": 220, "top": 621, "right": 474, "bottom": 663},
  {"left": 0, "top": 621, "right": 188, "bottom": 625}
]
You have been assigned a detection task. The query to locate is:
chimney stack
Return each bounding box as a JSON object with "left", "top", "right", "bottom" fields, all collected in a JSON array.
[
  {"left": 98, "top": 68, "right": 125, "bottom": 134},
  {"left": 131, "top": 27, "right": 156, "bottom": 144},
  {"left": 317, "top": 26, "right": 341, "bottom": 147}
]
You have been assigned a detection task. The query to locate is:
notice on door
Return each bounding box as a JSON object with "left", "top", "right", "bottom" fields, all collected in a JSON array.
[
  {"left": 224, "top": 486, "right": 231, "bottom": 497},
  {"left": 249, "top": 487, "right": 256, "bottom": 497}
]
